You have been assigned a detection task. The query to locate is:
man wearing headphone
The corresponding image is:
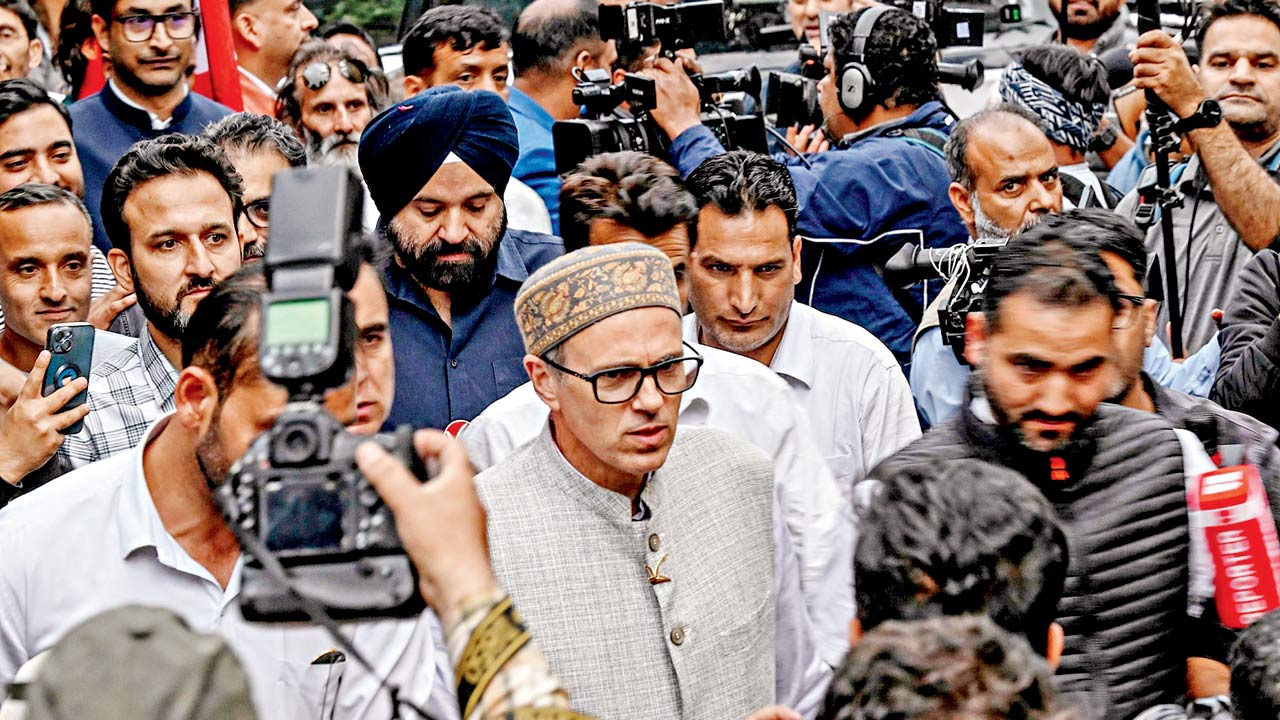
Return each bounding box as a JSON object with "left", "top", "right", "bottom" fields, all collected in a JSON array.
[{"left": 643, "top": 6, "right": 967, "bottom": 371}]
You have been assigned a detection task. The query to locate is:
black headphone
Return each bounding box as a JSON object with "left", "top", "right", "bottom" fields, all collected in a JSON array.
[{"left": 837, "top": 5, "right": 893, "bottom": 118}]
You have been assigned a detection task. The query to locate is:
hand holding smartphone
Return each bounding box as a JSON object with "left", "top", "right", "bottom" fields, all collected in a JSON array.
[{"left": 42, "top": 323, "right": 94, "bottom": 435}]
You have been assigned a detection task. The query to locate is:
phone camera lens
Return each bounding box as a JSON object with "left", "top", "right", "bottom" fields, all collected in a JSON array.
[{"left": 51, "top": 329, "right": 73, "bottom": 354}]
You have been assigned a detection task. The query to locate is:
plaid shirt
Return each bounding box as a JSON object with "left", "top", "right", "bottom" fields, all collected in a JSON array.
[{"left": 60, "top": 328, "right": 177, "bottom": 469}]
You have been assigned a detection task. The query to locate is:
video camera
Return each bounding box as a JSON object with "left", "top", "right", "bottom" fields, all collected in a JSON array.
[
  {"left": 884, "top": 0, "right": 985, "bottom": 47},
  {"left": 553, "top": 56, "right": 767, "bottom": 175},
  {"left": 883, "top": 237, "right": 1008, "bottom": 364},
  {"left": 599, "top": 0, "right": 727, "bottom": 57},
  {"left": 217, "top": 167, "right": 430, "bottom": 622}
]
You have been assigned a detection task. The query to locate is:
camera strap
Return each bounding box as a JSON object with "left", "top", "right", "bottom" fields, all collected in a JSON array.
[{"left": 1188, "top": 461, "right": 1280, "bottom": 628}]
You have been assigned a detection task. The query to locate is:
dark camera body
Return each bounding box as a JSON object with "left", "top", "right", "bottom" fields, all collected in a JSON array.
[
  {"left": 939, "top": 237, "right": 1007, "bottom": 364},
  {"left": 767, "top": 71, "right": 822, "bottom": 130},
  {"left": 883, "top": 0, "right": 984, "bottom": 47},
  {"left": 220, "top": 410, "right": 427, "bottom": 621},
  {"left": 599, "top": 0, "right": 726, "bottom": 54},
  {"left": 554, "top": 64, "right": 766, "bottom": 175},
  {"left": 216, "top": 168, "right": 431, "bottom": 622}
]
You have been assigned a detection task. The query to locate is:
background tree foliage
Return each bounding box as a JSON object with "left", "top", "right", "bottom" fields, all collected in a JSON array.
[{"left": 308, "top": 0, "right": 530, "bottom": 46}]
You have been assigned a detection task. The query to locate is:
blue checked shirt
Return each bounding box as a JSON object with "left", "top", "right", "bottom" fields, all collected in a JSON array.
[{"left": 59, "top": 328, "right": 177, "bottom": 469}]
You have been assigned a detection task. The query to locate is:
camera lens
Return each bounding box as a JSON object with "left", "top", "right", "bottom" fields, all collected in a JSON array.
[
  {"left": 51, "top": 329, "right": 73, "bottom": 354},
  {"left": 272, "top": 420, "right": 321, "bottom": 466}
]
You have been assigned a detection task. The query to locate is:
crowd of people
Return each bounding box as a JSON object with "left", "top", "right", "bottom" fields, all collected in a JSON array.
[{"left": 0, "top": 0, "right": 1275, "bottom": 717}]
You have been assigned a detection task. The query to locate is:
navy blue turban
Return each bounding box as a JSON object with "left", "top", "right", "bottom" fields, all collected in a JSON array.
[{"left": 358, "top": 85, "right": 520, "bottom": 219}]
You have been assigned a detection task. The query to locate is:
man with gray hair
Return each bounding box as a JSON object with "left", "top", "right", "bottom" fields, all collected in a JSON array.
[
  {"left": 477, "top": 242, "right": 828, "bottom": 719},
  {"left": 204, "top": 112, "right": 306, "bottom": 262}
]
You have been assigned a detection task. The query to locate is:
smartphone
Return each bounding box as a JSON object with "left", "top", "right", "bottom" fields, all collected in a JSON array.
[{"left": 43, "top": 322, "right": 94, "bottom": 435}]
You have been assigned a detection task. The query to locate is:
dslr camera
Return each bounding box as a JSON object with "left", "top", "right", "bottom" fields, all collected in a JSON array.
[
  {"left": 217, "top": 167, "right": 429, "bottom": 622},
  {"left": 599, "top": 0, "right": 726, "bottom": 57},
  {"left": 884, "top": 0, "right": 985, "bottom": 47}
]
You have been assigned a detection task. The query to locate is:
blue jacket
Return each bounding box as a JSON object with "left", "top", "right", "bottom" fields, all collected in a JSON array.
[
  {"left": 71, "top": 85, "right": 232, "bottom": 253},
  {"left": 508, "top": 86, "right": 560, "bottom": 234},
  {"left": 383, "top": 228, "right": 564, "bottom": 431},
  {"left": 668, "top": 102, "right": 967, "bottom": 366}
]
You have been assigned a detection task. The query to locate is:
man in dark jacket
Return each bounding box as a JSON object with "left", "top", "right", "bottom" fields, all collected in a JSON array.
[
  {"left": 1213, "top": 247, "right": 1280, "bottom": 434},
  {"left": 76, "top": 0, "right": 231, "bottom": 252},
  {"left": 643, "top": 6, "right": 966, "bottom": 369},
  {"left": 871, "top": 214, "right": 1217, "bottom": 720}
]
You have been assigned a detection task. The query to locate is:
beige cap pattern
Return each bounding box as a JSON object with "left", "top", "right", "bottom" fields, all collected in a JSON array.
[{"left": 515, "top": 242, "right": 683, "bottom": 357}]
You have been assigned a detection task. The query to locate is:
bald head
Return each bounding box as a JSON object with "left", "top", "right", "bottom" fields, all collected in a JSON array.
[
  {"left": 519, "top": 0, "right": 595, "bottom": 27},
  {"left": 512, "top": 0, "right": 610, "bottom": 78},
  {"left": 945, "top": 106, "right": 1062, "bottom": 239}
]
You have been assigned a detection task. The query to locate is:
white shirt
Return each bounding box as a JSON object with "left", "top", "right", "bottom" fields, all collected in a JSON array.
[
  {"left": 504, "top": 179, "right": 553, "bottom": 234},
  {"left": 463, "top": 342, "right": 855, "bottom": 666},
  {"left": 0, "top": 417, "right": 459, "bottom": 720},
  {"left": 1061, "top": 162, "right": 1112, "bottom": 209},
  {"left": 686, "top": 301, "right": 921, "bottom": 500}
]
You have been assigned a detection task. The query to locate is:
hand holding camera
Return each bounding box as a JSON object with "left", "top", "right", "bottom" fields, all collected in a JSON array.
[{"left": 355, "top": 430, "right": 499, "bottom": 618}]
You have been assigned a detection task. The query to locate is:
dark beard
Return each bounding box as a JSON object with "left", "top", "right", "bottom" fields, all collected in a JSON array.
[
  {"left": 387, "top": 213, "right": 506, "bottom": 299},
  {"left": 1063, "top": 9, "right": 1119, "bottom": 41},
  {"left": 133, "top": 271, "right": 212, "bottom": 341},
  {"left": 195, "top": 406, "right": 230, "bottom": 491},
  {"left": 113, "top": 56, "right": 185, "bottom": 97}
]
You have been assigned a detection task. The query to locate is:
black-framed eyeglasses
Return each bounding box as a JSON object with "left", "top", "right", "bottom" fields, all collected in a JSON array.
[
  {"left": 114, "top": 11, "right": 198, "bottom": 42},
  {"left": 300, "top": 58, "right": 368, "bottom": 91},
  {"left": 1113, "top": 294, "right": 1147, "bottom": 330},
  {"left": 542, "top": 341, "right": 704, "bottom": 404},
  {"left": 244, "top": 198, "right": 270, "bottom": 229}
]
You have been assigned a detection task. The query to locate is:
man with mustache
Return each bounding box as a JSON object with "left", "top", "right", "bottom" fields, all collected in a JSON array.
[
  {"left": 276, "top": 40, "right": 386, "bottom": 175},
  {"left": 1119, "top": 0, "right": 1280, "bottom": 357},
  {"left": 73, "top": 0, "right": 232, "bottom": 253},
  {"left": 276, "top": 40, "right": 388, "bottom": 231},
  {"left": 59, "top": 134, "right": 243, "bottom": 468},
  {"left": 872, "top": 215, "right": 1223, "bottom": 719},
  {"left": 1046, "top": 0, "right": 1130, "bottom": 56},
  {"left": 358, "top": 85, "right": 563, "bottom": 431}
]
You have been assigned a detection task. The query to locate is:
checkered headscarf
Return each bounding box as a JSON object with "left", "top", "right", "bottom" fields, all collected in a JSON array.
[{"left": 999, "top": 61, "right": 1106, "bottom": 153}]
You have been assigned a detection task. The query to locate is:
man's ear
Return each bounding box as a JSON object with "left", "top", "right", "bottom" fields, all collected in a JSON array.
[
  {"left": 173, "top": 367, "right": 219, "bottom": 436},
  {"left": 91, "top": 14, "right": 111, "bottom": 56},
  {"left": 573, "top": 48, "right": 595, "bottom": 74},
  {"left": 106, "top": 248, "right": 135, "bottom": 292},
  {"left": 949, "top": 182, "right": 976, "bottom": 231},
  {"left": 848, "top": 618, "right": 862, "bottom": 648},
  {"left": 963, "top": 311, "right": 989, "bottom": 367},
  {"left": 1045, "top": 622, "right": 1064, "bottom": 670},
  {"left": 231, "top": 11, "right": 260, "bottom": 50},
  {"left": 1141, "top": 298, "right": 1159, "bottom": 348},
  {"left": 403, "top": 73, "right": 428, "bottom": 98},
  {"left": 26, "top": 38, "right": 42, "bottom": 70},
  {"left": 526, "top": 354, "right": 561, "bottom": 412},
  {"left": 610, "top": 67, "right": 627, "bottom": 86},
  {"left": 790, "top": 236, "right": 803, "bottom": 285}
]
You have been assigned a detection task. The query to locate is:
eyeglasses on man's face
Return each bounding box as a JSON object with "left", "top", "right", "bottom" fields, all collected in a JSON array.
[
  {"left": 244, "top": 198, "right": 270, "bottom": 230},
  {"left": 114, "top": 11, "right": 197, "bottom": 42},
  {"left": 542, "top": 342, "right": 704, "bottom": 404},
  {"left": 1112, "top": 294, "right": 1148, "bottom": 331}
]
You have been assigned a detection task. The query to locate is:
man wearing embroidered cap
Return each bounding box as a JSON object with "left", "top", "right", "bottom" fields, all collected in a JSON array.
[
  {"left": 473, "top": 242, "right": 830, "bottom": 720},
  {"left": 358, "top": 85, "right": 563, "bottom": 431}
]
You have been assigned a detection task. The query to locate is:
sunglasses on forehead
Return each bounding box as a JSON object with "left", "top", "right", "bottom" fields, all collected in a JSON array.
[{"left": 300, "top": 58, "right": 370, "bottom": 91}]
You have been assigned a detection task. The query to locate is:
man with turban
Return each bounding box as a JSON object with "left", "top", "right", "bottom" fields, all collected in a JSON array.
[
  {"left": 475, "top": 242, "right": 830, "bottom": 720},
  {"left": 358, "top": 85, "right": 563, "bottom": 431}
]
